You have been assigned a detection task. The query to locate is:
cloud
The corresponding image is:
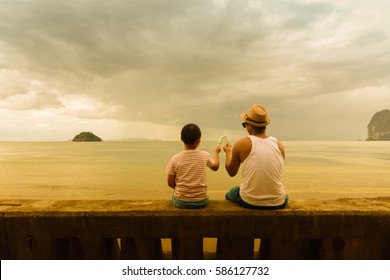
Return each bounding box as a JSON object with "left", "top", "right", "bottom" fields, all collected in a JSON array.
[
  {"left": 0, "top": 70, "right": 62, "bottom": 109},
  {"left": 0, "top": 90, "right": 62, "bottom": 110},
  {"left": 0, "top": 0, "right": 389, "bottom": 140}
]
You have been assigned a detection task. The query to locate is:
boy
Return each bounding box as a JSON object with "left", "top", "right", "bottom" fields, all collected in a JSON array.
[{"left": 166, "top": 123, "right": 221, "bottom": 208}]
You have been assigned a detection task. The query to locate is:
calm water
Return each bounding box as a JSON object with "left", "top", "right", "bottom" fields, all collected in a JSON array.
[{"left": 0, "top": 141, "right": 389, "bottom": 201}]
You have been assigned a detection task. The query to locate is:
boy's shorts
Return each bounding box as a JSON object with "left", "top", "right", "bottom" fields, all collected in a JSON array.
[{"left": 172, "top": 194, "right": 209, "bottom": 209}]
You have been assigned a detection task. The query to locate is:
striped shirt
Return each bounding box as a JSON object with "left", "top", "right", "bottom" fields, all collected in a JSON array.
[{"left": 166, "top": 149, "right": 215, "bottom": 200}]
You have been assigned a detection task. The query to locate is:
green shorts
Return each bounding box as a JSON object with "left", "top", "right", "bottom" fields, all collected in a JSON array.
[
  {"left": 172, "top": 194, "right": 209, "bottom": 209},
  {"left": 225, "top": 186, "right": 288, "bottom": 210}
]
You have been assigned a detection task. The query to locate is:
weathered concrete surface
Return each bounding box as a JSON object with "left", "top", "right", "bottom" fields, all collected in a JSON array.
[
  {"left": 1, "top": 197, "right": 390, "bottom": 213},
  {"left": 0, "top": 198, "right": 389, "bottom": 260}
]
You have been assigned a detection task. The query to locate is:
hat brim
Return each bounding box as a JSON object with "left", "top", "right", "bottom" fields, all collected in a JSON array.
[{"left": 240, "top": 113, "right": 271, "bottom": 127}]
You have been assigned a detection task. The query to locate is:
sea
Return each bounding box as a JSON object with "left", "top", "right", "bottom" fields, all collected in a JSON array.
[{"left": 1, "top": 141, "right": 389, "bottom": 201}]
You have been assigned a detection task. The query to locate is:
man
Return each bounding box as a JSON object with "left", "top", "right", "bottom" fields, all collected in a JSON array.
[{"left": 223, "top": 104, "right": 288, "bottom": 209}]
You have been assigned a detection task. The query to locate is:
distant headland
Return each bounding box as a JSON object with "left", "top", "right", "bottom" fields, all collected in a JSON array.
[
  {"left": 367, "top": 109, "right": 390, "bottom": 141},
  {"left": 73, "top": 131, "right": 102, "bottom": 142}
]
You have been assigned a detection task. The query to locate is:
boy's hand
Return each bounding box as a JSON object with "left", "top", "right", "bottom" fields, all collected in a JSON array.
[{"left": 214, "top": 145, "right": 222, "bottom": 154}]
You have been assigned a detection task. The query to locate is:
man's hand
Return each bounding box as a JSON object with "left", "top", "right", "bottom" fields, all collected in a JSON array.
[{"left": 223, "top": 143, "right": 232, "bottom": 154}]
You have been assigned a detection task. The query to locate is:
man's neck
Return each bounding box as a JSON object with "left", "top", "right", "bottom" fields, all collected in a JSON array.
[{"left": 251, "top": 131, "right": 269, "bottom": 138}]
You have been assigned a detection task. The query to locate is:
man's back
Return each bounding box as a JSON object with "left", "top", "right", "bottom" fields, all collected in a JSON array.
[{"left": 239, "top": 135, "right": 286, "bottom": 206}]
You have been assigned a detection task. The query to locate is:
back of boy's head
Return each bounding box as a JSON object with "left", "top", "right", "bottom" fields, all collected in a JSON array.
[{"left": 181, "top": 123, "right": 201, "bottom": 145}]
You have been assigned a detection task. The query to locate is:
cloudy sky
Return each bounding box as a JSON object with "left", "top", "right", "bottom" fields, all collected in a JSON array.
[{"left": 0, "top": 0, "right": 389, "bottom": 141}]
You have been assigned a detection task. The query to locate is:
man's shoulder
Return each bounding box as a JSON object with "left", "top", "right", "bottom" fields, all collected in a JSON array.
[
  {"left": 233, "top": 137, "right": 252, "bottom": 162},
  {"left": 233, "top": 137, "right": 252, "bottom": 154},
  {"left": 235, "top": 136, "right": 252, "bottom": 147}
]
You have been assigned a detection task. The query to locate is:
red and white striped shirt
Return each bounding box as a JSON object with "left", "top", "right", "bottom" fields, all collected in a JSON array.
[{"left": 166, "top": 149, "right": 215, "bottom": 200}]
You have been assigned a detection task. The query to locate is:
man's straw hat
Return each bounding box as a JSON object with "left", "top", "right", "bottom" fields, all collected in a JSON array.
[{"left": 240, "top": 104, "right": 271, "bottom": 127}]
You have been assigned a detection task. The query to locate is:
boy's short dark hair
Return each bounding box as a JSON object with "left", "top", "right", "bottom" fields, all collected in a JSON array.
[{"left": 181, "top": 123, "right": 201, "bottom": 145}]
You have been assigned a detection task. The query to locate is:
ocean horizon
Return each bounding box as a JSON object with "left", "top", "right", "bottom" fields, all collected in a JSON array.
[{"left": 0, "top": 140, "right": 389, "bottom": 201}]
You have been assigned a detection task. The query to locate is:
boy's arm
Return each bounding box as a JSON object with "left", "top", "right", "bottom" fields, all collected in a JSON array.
[
  {"left": 167, "top": 174, "right": 176, "bottom": 189},
  {"left": 209, "top": 145, "right": 221, "bottom": 171}
]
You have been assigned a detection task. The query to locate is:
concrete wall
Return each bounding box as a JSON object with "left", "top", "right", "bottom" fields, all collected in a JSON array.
[{"left": 1, "top": 198, "right": 389, "bottom": 260}]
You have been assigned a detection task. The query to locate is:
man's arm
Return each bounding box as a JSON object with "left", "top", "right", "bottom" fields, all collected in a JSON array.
[
  {"left": 224, "top": 143, "right": 241, "bottom": 177},
  {"left": 224, "top": 137, "right": 252, "bottom": 177},
  {"left": 277, "top": 140, "right": 286, "bottom": 159}
]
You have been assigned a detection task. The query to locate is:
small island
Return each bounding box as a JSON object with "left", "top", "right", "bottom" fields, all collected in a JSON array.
[
  {"left": 367, "top": 109, "right": 390, "bottom": 141},
  {"left": 72, "top": 131, "right": 102, "bottom": 142}
]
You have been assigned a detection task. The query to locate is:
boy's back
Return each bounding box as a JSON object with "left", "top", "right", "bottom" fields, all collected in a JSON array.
[
  {"left": 166, "top": 149, "right": 215, "bottom": 200},
  {"left": 165, "top": 123, "right": 221, "bottom": 208}
]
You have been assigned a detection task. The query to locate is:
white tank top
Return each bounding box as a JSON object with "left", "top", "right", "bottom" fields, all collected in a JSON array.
[{"left": 240, "top": 135, "right": 286, "bottom": 206}]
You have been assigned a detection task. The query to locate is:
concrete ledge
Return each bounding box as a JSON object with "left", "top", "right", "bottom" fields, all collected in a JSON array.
[
  {"left": 1, "top": 198, "right": 390, "bottom": 260},
  {"left": 1, "top": 197, "right": 390, "bottom": 213}
]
